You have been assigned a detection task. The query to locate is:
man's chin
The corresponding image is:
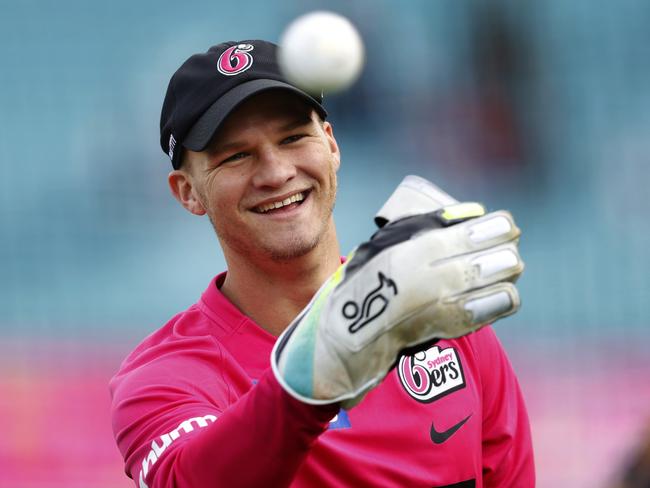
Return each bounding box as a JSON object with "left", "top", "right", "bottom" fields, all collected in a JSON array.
[{"left": 264, "top": 237, "right": 320, "bottom": 262}]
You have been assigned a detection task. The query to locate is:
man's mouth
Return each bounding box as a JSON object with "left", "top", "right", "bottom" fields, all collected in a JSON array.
[{"left": 253, "top": 190, "right": 309, "bottom": 214}]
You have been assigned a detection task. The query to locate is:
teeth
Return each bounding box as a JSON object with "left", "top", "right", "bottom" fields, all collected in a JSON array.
[{"left": 256, "top": 192, "right": 305, "bottom": 213}]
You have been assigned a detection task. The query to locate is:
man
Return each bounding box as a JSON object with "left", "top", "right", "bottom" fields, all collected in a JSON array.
[{"left": 110, "top": 40, "right": 534, "bottom": 487}]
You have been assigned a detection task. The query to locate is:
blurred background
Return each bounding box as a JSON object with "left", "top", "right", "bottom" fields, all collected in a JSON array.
[{"left": 1, "top": 0, "right": 649, "bottom": 486}]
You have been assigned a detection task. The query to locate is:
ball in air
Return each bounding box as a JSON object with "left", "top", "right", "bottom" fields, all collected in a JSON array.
[{"left": 279, "top": 11, "right": 365, "bottom": 94}]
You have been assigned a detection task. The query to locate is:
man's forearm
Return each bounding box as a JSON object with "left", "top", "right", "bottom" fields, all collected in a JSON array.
[{"left": 137, "top": 369, "right": 338, "bottom": 487}]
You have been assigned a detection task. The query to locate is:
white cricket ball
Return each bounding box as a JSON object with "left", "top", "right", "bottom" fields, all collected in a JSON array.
[{"left": 279, "top": 11, "right": 365, "bottom": 94}]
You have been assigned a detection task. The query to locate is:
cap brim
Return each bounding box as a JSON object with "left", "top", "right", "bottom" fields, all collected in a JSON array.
[{"left": 183, "top": 79, "right": 328, "bottom": 152}]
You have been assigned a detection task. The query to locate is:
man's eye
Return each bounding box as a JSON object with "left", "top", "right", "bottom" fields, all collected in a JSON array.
[
  {"left": 221, "top": 152, "right": 248, "bottom": 164},
  {"left": 281, "top": 134, "right": 305, "bottom": 144}
]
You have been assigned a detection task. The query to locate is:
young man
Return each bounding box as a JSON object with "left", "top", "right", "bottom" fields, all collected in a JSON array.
[{"left": 110, "top": 40, "right": 534, "bottom": 487}]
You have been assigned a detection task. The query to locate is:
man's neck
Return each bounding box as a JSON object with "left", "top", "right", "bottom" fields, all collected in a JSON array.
[{"left": 219, "top": 235, "right": 341, "bottom": 337}]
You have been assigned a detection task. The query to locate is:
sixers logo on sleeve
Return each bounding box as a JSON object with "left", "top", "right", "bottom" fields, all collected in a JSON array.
[
  {"left": 217, "top": 43, "right": 254, "bottom": 76},
  {"left": 398, "top": 345, "right": 466, "bottom": 403}
]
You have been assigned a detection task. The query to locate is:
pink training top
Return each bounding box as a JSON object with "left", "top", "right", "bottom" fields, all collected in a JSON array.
[{"left": 110, "top": 274, "right": 534, "bottom": 487}]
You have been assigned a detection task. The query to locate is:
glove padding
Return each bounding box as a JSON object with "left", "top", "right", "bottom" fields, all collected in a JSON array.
[{"left": 272, "top": 186, "right": 523, "bottom": 409}]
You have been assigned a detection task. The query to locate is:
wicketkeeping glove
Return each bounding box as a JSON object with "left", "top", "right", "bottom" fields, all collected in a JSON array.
[{"left": 271, "top": 175, "right": 524, "bottom": 408}]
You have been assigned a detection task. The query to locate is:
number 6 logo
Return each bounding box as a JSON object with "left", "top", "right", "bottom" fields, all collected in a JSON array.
[{"left": 217, "top": 44, "right": 254, "bottom": 76}]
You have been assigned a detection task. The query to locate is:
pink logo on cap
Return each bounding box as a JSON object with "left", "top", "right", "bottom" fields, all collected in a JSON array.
[{"left": 217, "top": 44, "right": 254, "bottom": 76}]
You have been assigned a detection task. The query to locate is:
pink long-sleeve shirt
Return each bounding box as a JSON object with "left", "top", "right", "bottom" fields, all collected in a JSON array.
[{"left": 110, "top": 273, "right": 534, "bottom": 487}]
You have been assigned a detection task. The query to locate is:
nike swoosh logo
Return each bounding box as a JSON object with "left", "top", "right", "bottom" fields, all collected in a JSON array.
[{"left": 430, "top": 414, "right": 472, "bottom": 444}]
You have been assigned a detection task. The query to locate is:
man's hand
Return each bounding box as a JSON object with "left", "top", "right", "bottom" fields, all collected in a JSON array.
[{"left": 271, "top": 176, "right": 524, "bottom": 408}]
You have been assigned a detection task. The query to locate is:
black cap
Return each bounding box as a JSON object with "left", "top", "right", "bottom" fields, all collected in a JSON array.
[{"left": 160, "top": 40, "right": 328, "bottom": 169}]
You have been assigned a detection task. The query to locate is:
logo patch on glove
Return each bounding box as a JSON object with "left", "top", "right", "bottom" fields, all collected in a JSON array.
[{"left": 343, "top": 272, "right": 398, "bottom": 333}]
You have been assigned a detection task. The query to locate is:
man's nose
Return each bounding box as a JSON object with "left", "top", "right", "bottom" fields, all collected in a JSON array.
[{"left": 251, "top": 146, "right": 297, "bottom": 188}]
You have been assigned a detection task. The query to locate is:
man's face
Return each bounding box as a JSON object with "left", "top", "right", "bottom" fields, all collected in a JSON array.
[{"left": 177, "top": 91, "right": 340, "bottom": 262}]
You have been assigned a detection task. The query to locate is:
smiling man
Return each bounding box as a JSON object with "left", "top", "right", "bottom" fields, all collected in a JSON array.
[
  {"left": 168, "top": 91, "right": 341, "bottom": 336},
  {"left": 110, "top": 40, "right": 534, "bottom": 487}
]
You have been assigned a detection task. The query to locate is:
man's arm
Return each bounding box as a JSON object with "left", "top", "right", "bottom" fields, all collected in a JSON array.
[
  {"left": 110, "top": 340, "right": 338, "bottom": 488},
  {"left": 471, "top": 326, "right": 535, "bottom": 486}
]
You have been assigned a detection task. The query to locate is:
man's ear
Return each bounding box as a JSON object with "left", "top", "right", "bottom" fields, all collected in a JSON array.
[
  {"left": 168, "top": 170, "right": 207, "bottom": 216},
  {"left": 323, "top": 121, "right": 341, "bottom": 171}
]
